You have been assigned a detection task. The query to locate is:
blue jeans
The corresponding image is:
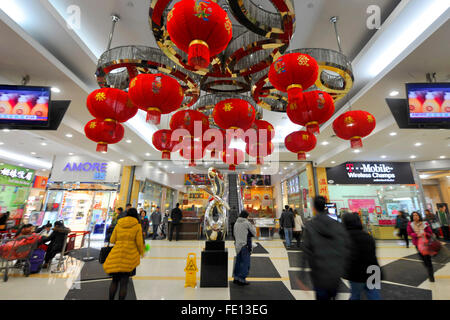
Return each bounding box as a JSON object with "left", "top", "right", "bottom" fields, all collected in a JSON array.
[
  {"left": 349, "top": 281, "right": 381, "bottom": 300},
  {"left": 284, "top": 228, "right": 293, "bottom": 247},
  {"left": 315, "top": 288, "right": 337, "bottom": 300},
  {"left": 233, "top": 246, "right": 251, "bottom": 282}
]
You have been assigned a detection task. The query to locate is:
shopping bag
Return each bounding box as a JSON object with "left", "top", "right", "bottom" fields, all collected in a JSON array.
[
  {"left": 99, "top": 244, "right": 113, "bottom": 264},
  {"left": 427, "top": 235, "right": 442, "bottom": 256},
  {"left": 417, "top": 236, "right": 431, "bottom": 256}
]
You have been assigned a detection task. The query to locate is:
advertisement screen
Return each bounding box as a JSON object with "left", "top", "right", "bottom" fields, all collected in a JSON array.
[
  {"left": 0, "top": 85, "right": 51, "bottom": 127},
  {"left": 406, "top": 83, "right": 450, "bottom": 123}
]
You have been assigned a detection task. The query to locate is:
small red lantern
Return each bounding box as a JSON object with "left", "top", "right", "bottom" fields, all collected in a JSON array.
[
  {"left": 213, "top": 99, "right": 256, "bottom": 131},
  {"left": 287, "top": 90, "right": 335, "bottom": 134},
  {"left": 249, "top": 119, "right": 275, "bottom": 141},
  {"left": 170, "top": 109, "right": 210, "bottom": 138},
  {"left": 179, "top": 139, "right": 207, "bottom": 167},
  {"left": 205, "top": 129, "right": 230, "bottom": 158},
  {"left": 152, "top": 129, "right": 176, "bottom": 160},
  {"left": 284, "top": 130, "right": 316, "bottom": 160},
  {"left": 86, "top": 88, "right": 138, "bottom": 122},
  {"left": 222, "top": 148, "right": 245, "bottom": 171},
  {"left": 246, "top": 142, "right": 274, "bottom": 165},
  {"left": 84, "top": 119, "right": 124, "bottom": 152},
  {"left": 268, "top": 53, "right": 319, "bottom": 107},
  {"left": 333, "top": 110, "right": 376, "bottom": 149},
  {"left": 166, "top": 0, "right": 233, "bottom": 69},
  {"left": 128, "top": 73, "right": 184, "bottom": 125}
]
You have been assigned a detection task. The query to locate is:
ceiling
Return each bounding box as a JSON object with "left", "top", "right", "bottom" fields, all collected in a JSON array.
[{"left": 0, "top": 0, "right": 449, "bottom": 177}]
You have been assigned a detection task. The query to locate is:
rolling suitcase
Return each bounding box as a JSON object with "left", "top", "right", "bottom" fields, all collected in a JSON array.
[{"left": 29, "top": 249, "right": 45, "bottom": 274}]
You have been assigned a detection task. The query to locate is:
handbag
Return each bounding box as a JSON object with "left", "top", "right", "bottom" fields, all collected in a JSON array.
[
  {"left": 418, "top": 235, "right": 441, "bottom": 256},
  {"left": 99, "top": 243, "right": 113, "bottom": 264}
]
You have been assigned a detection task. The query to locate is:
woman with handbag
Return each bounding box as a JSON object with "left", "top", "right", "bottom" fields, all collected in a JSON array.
[
  {"left": 407, "top": 212, "right": 435, "bottom": 282},
  {"left": 103, "top": 208, "right": 144, "bottom": 300}
]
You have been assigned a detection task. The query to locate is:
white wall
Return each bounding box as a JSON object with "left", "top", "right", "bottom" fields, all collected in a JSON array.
[{"left": 134, "top": 162, "right": 186, "bottom": 192}]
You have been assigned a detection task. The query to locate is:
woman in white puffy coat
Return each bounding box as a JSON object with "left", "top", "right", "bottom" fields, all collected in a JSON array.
[{"left": 293, "top": 210, "right": 304, "bottom": 248}]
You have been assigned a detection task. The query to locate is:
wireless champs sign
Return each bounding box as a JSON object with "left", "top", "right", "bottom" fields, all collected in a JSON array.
[{"left": 326, "top": 162, "right": 415, "bottom": 185}]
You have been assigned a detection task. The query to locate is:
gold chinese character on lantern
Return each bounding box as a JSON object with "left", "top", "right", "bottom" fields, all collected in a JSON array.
[
  {"left": 224, "top": 17, "right": 232, "bottom": 35},
  {"left": 289, "top": 103, "right": 297, "bottom": 110},
  {"left": 179, "top": 86, "right": 184, "bottom": 97},
  {"left": 297, "top": 55, "right": 310, "bottom": 67},
  {"left": 89, "top": 122, "right": 96, "bottom": 129},
  {"left": 367, "top": 115, "right": 374, "bottom": 123},
  {"left": 130, "top": 78, "right": 137, "bottom": 89},
  {"left": 95, "top": 92, "right": 106, "bottom": 102},
  {"left": 168, "top": 8, "right": 174, "bottom": 22},
  {"left": 302, "top": 134, "right": 309, "bottom": 141},
  {"left": 344, "top": 116, "right": 354, "bottom": 125},
  {"left": 223, "top": 103, "right": 233, "bottom": 112}
]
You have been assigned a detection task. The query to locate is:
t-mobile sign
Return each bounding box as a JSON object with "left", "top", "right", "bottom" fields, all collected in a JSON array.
[{"left": 326, "top": 162, "right": 415, "bottom": 185}]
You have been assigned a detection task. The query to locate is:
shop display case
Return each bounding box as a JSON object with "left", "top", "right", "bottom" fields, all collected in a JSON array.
[{"left": 253, "top": 218, "right": 276, "bottom": 240}]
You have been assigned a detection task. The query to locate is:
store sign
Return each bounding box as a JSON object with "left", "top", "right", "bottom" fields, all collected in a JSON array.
[
  {"left": 0, "top": 163, "right": 35, "bottom": 187},
  {"left": 51, "top": 156, "right": 121, "bottom": 183},
  {"left": 326, "top": 162, "right": 415, "bottom": 185}
]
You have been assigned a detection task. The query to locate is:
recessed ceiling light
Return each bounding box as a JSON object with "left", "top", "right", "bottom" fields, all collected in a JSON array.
[
  {"left": 184, "top": 166, "right": 189, "bottom": 169},
  {"left": 389, "top": 90, "right": 399, "bottom": 97},
  {"left": 120, "top": 159, "right": 124, "bottom": 162},
  {"left": 410, "top": 155, "right": 416, "bottom": 159},
  {"left": 284, "top": 167, "right": 287, "bottom": 170},
  {"left": 419, "top": 174, "right": 430, "bottom": 179},
  {"left": 68, "top": 153, "right": 74, "bottom": 156},
  {"left": 101, "top": 151, "right": 107, "bottom": 154},
  {"left": 3, "top": 129, "right": 10, "bottom": 132},
  {"left": 414, "top": 142, "right": 422, "bottom": 146},
  {"left": 290, "top": 163, "right": 294, "bottom": 166},
  {"left": 381, "top": 155, "right": 387, "bottom": 159},
  {"left": 51, "top": 87, "right": 61, "bottom": 93},
  {"left": 145, "top": 153, "right": 150, "bottom": 156},
  {"left": 19, "top": 163, "right": 23, "bottom": 166},
  {"left": 65, "top": 133, "right": 73, "bottom": 138},
  {"left": 331, "top": 161, "right": 336, "bottom": 164},
  {"left": 389, "top": 132, "right": 397, "bottom": 136},
  {"left": 171, "top": 171, "right": 175, "bottom": 174},
  {"left": 440, "top": 156, "right": 446, "bottom": 159},
  {"left": 321, "top": 141, "right": 329, "bottom": 145},
  {"left": 164, "top": 166, "right": 168, "bottom": 169},
  {"left": 245, "top": 163, "right": 249, "bottom": 166},
  {"left": 353, "top": 149, "right": 361, "bottom": 153},
  {"left": 126, "top": 139, "right": 132, "bottom": 143},
  {"left": 306, "top": 154, "right": 311, "bottom": 157},
  {"left": 40, "top": 142, "right": 47, "bottom": 146},
  {"left": 0, "top": 142, "right": 4, "bottom": 145}
]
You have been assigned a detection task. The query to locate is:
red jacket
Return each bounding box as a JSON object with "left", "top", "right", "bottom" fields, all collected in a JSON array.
[{"left": 407, "top": 221, "right": 433, "bottom": 247}]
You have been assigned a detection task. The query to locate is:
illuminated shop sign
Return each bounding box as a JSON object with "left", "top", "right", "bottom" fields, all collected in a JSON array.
[
  {"left": 63, "top": 162, "right": 107, "bottom": 180},
  {"left": 327, "top": 162, "right": 415, "bottom": 185},
  {"left": 0, "top": 164, "right": 35, "bottom": 187}
]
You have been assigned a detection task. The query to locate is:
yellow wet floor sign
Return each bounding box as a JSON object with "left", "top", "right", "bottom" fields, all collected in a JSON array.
[{"left": 184, "top": 253, "right": 198, "bottom": 288}]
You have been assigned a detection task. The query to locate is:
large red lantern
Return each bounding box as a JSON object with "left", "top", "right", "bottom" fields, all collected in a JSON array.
[
  {"left": 284, "top": 130, "right": 316, "bottom": 160},
  {"left": 128, "top": 73, "right": 184, "bottom": 125},
  {"left": 222, "top": 148, "right": 245, "bottom": 171},
  {"left": 166, "top": 0, "right": 233, "bottom": 69},
  {"left": 84, "top": 119, "right": 124, "bottom": 152},
  {"left": 86, "top": 88, "right": 138, "bottom": 122},
  {"left": 333, "top": 110, "right": 376, "bottom": 149},
  {"left": 213, "top": 99, "right": 256, "bottom": 131},
  {"left": 152, "top": 129, "right": 176, "bottom": 160},
  {"left": 268, "top": 53, "right": 319, "bottom": 107},
  {"left": 287, "top": 90, "right": 335, "bottom": 134},
  {"left": 170, "top": 109, "right": 210, "bottom": 138},
  {"left": 246, "top": 142, "right": 274, "bottom": 165},
  {"left": 249, "top": 120, "right": 275, "bottom": 141}
]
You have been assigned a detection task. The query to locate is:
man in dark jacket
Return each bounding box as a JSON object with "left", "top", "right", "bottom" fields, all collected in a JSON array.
[
  {"left": 280, "top": 205, "right": 295, "bottom": 247},
  {"left": 42, "top": 221, "right": 71, "bottom": 269},
  {"left": 303, "top": 196, "right": 350, "bottom": 300},
  {"left": 342, "top": 212, "right": 381, "bottom": 300},
  {"left": 151, "top": 207, "right": 162, "bottom": 240},
  {"left": 169, "top": 203, "right": 183, "bottom": 241},
  {"left": 395, "top": 211, "right": 409, "bottom": 248},
  {"left": 229, "top": 206, "right": 239, "bottom": 239}
]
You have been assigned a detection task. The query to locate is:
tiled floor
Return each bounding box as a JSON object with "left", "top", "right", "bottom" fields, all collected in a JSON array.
[{"left": 0, "top": 239, "right": 448, "bottom": 300}]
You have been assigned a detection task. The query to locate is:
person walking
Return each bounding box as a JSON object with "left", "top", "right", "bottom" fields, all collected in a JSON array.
[
  {"left": 425, "top": 209, "right": 440, "bottom": 239},
  {"left": 232, "top": 210, "right": 256, "bottom": 286},
  {"left": 395, "top": 211, "right": 410, "bottom": 248},
  {"left": 103, "top": 208, "right": 144, "bottom": 300},
  {"left": 407, "top": 211, "right": 435, "bottom": 282},
  {"left": 229, "top": 206, "right": 238, "bottom": 239},
  {"left": 293, "top": 210, "right": 304, "bottom": 247},
  {"left": 151, "top": 207, "right": 162, "bottom": 240},
  {"left": 342, "top": 212, "right": 381, "bottom": 300},
  {"left": 303, "top": 196, "right": 350, "bottom": 300},
  {"left": 140, "top": 210, "right": 149, "bottom": 240},
  {"left": 41, "top": 221, "right": 71, "bottom": 269},
  {"left": 169, "top": 203, "right": 183, "bottom": 241},
  {"left": 280, "top": 205, "right": 295, "bottom": 248},
  {"left": 436, "top": 205, "right": 450, "bottom": 241}
]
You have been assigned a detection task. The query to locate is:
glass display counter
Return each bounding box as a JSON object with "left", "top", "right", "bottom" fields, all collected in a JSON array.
[{"left": 253, "top": 218, "right": 276, "bottom": 240}]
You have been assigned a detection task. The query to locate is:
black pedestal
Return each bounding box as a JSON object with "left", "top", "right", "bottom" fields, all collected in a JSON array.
[{"left": 200, "top": 241, "right": 228, "bottom": 288}]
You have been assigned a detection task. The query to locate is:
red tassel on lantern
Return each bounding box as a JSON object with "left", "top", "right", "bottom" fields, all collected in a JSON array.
[
  {"left": 351, "top": 137, "right": 363, "bottom": 149},
  {"left": 188, "top": 40, "right": 210, "bottom": 69},
  {"left": 146, "top": 108, "right": 162, "bottom": 125},
  {"left": 297, "top": 152, "right": 306, "bottom": 160},
  {"left": 96, "top": 143, "right": 108, "bottom": 153}
]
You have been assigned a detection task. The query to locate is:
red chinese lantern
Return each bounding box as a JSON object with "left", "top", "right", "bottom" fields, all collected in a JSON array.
[
  {"left": 268, "top": 53, "right": 319, "bottom": 107},
  {"left": 86, "top": 88, "right": 138, "bottom": 122},
  {"left": 84, "top": 119, "right": 124, "bottom": 152},
  {"left": 152, "top": 129, "right": 176, "bottom": 160},
  {"left": 213, "top": 99, "right": 256, "bottom": 131},
  {"left": 249, "top": 120, "right": 275, "bottom": 141},
  {"left": 166, "top": 0, "right": 233, "bottom": 69},
  {"left": 284, "top": 130, "right": 316, "bottom": 160},
  {"left": 287, "top": 90, "right": 335, "bottom": 134},
  {"left": 333, "top": 110, "right": 376, "bottom": 149},
  {"left": 170, "top": 109, "right": 210, "bottom": 138},
  {"left": 222, "top": 148, "right": 245, "bottom": 171},
  {"left": 204, "top": 128, "right": 230, "bottom": 158},
  {"left": 179, "top": 139, "right": 207, "bottom": 167},
  {"left": 246, "top": 142, "right": 274, "bottom": 165},
  {"left": 128, "top": 73, "right": 184, "bottom": 125}
]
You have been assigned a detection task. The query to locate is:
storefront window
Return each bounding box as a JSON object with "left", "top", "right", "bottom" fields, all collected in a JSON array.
[
  {"left": 139, "top": 180, "right": 163, "bottom": 214},
  {"left": 243, "top": 186, "right": 274, "bottom": 218}
]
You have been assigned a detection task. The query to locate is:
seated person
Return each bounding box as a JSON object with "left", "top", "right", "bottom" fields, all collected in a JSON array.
[
  {"left": 14, "top": 224, "right": 34, "bottom": 238},
  {"left": 35, "top": 221, "right": 53, "bottom": 237},
  {"left": 41, "top": 221, "right": 71, "bottom": 269}
]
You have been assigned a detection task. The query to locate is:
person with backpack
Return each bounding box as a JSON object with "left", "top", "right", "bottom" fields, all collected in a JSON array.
[
  {"left": 395, "top": 211, "right": 410, "bottom": 247},
  {"left": 303, "top": 196, "right": 350, "bottom": 300},
  {"left": 280, "top": 205, "right": 295, "bottom": 248},
  {"left": 233, "top": 210, "right": 256, "bottom": 286},
  {"left": 407, "top": 211, "right": 435, "bottom": 282},
  {"left": 103, "top": 208, "right": 144, "bottom": 300},
  {"left": 342, "top": 212, "right": 381, "bottom": 300}
]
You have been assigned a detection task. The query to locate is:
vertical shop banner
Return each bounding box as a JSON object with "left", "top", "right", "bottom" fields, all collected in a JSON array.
[
  {"left": 316, "top": 168, "right": 329, "bottom": 200},
  {"left": 51, "top": 156, "right": 121, "bottom": 183},
  {"left": 0, "top": 163, "right": 35, "bottom": 187},
  {"left": 306, "top": 164, "right": 316, "bottom": 198}
]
